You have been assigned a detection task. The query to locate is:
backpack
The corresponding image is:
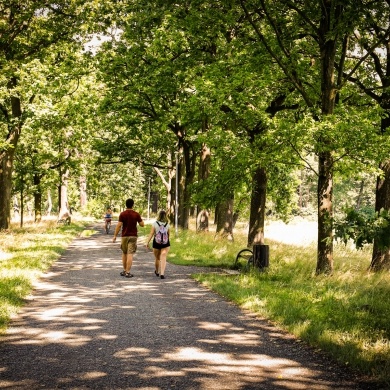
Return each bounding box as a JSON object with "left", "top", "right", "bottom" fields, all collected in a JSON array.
[{"left": 155, "top": 221, "right": 169, "bottom": 245}]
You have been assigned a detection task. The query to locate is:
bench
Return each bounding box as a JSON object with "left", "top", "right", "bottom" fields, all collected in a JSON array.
[
  {"left": 57, "top": 217, "right": 71, "bottom": 225},
  {"left": 234, "top": 245, "right": 270, "bottom": 270}
]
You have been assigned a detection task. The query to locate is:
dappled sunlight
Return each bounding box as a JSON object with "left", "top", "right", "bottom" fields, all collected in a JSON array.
[
  {"left": 38, "top": 307, "right": 90, "bottom": 320},
  {"left": 140, "top": 365, "right": 185, "bottom": 378},
  {"left": 0, "top": 379, "right": 36, "bottom": 389},
  {"left": 76, "top": 371, "right": 107, "bottom": 380},
  {"left": 216, "top": 332, "right": 261, "bottom": 346},
  {"left": 114, "top": 347, "right": 150, "bottom": 359},
  {"left": 41, "top": 330, "right": 91, "bottom": 343},
  {"left": 197, "top": 321, "right": 244, "bottom": 332},
  {"left": 175, "top": 292, "right": 210, "bottom": 299},
  {"left": 173, "top": 346, "right": 302, "bottom": 371},
  {"left": 6, "top": 325, "right": 93, "bottom": 346},
  {"left": 98, "top": 333, "right": 117, "bottom": 340},
  {"left": 0, "top": 227, "right": 361, "bottom": 390},
  {"left": 173, "top": 286, "right": 213, "bottom": 300},
  {"left": 160, "top": 347, "right": 330, "bottom": 389},
  {"left": 173, "top": 346, "right": 233, "bottom": 363}
]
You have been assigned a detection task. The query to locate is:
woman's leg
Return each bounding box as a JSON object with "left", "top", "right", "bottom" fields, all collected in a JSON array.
[
  {"left": 153, "top": 248, "right": 161, "bottom": 275},
  {"left": 159, "top": 247, "right": 170, "bottom": 277}
]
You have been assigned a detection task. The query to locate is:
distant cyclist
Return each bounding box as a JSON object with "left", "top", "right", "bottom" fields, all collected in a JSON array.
[{"left": 104, "top": 208, "right": 113, "bottom": 233}]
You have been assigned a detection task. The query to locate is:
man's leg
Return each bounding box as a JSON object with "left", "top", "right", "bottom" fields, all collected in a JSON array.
[
  {"left": 125, "top": 253, "right": 133, "bottom": 273},
  {"left": 122, "top": 253, "right": 127, "bottom": 272},
  {"left": 122, "top": 237, "right": 136, "bottom": 277}
]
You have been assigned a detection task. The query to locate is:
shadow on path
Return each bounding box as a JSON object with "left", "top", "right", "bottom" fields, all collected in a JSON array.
[{"left": 0, "top": 224, "right": 380, "bottom": 389}]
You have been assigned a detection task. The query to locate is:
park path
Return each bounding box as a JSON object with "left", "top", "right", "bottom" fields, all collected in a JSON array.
[{"left": 0, "top": 224, "right": 378, "bottom": 390}]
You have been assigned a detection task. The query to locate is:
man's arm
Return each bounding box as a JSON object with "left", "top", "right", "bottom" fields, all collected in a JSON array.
[
  {"left": 139, "top": 220, "right": 145, "bottom": 227},
  {"left": 113, "top": 221, "right": 122, "bottom": 242}
]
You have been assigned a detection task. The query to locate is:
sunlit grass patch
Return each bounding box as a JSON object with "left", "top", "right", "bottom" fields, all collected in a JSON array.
[
  {"left": 0, "top": 274, "right": 32, "bottom": 318},
  {"left": 169, "top": 229, "right": 247, "bottom": 268},
  {"left": 0, "top": 219, "right": 88, "bottom": 334},
  {"left": 80, "top": 229, "right": 98, "bottom": 237}
]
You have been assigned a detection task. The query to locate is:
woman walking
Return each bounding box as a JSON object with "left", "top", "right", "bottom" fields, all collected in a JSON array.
[{"left": 146, "top": 210, "right": 170, "bottom": 279}]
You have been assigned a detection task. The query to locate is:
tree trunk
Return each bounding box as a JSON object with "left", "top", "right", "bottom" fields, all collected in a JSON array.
[
  {"left": 59, "top": 169, "right": 70, "bottom": 219},
  {"left": 232, "top": 212, "right": 239, "bottom": 229},
  {"left": 12, "top": 196, "right": 19, "bottom": 221},
  {"left": 0, "top": 149, "right": 15, "bottom": 229},
  {"left": 178, "top": 139, "right": 197, "bottom": 230},
  {"left": 316, "top": 150, "right": 334, "bottom": 274},
  {"left": 315, "top": 1, "right": 337, "bottom": 274},
  {"left": 154, "top": 153, "right": 175, "bottom": 213},
  {"left": 169, "top": 175, "right": 175, "bottom": 224},
  {"left": 170, "top": 122, "right": 198, "bottom": 230},
  {"left": 177, "top": 154, "right": 185, "bottom": 228},
  {"left": 19, "top": 181, "right": 25, "bottom": 228},
  {"left": 355, "top": 180, "right": 364, "bottom": 210},
  {"left": 47, "top": 189, "right": 52, "bottom": 216},
  {"left": 196, "top": 209, "right": 209, "bottom": 232},
  {"left": 33, "top": 173, "right": 42, "bottom": 223},
  {"left": 175, "top": 153, "right": 190, "bottom": 229},
  {"left": 197, "top": 144, "right": 211, "bottom": 232},
  {"left": 199, "top": 144, "right": 210, "bottom": 180},
  {"left": 79, "top": 176, "right": 87, "bottom": 210},
  {"left": 247, "top": 166, "right": 267, "bottom": 246},
  {"left": 0, "top": 79, "right": 22, "bottom": 230},
  {"left": 215, "top": 197, "right": 234, "bottom": 241},
  {"left": 371, "top": 159, "right": 390, "bottom": 271},
  {"left": 214, "top": 204, "right": 219, "bottom": 226},
  {"left": 370, "top": 70, "right": 390, "bottom": 269},
  {"left": 181, "top": 172, "right": 191, "bottom": 230}
]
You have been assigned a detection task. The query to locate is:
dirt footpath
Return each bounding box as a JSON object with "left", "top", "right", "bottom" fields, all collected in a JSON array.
[{"left": 0, "top": 224, "right": 382, "bottom": 389}]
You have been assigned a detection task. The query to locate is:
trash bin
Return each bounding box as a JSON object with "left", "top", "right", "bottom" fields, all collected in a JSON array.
[{"left": 253, "top": 244, "right": 269, "bottom": 269}]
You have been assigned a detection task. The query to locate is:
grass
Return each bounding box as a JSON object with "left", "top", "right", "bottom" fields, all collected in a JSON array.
[
  {"left": 0, "top": 218, "right": 90, "bottom": 334},
  {"left": 168, "top": 228, "right": 390, "bottom": 386},
  {"left": 167, "top": 228, "right": 247, "bottom": 268}
]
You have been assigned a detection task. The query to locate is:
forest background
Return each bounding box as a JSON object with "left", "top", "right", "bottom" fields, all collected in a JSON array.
[{"left": 1, "top": 0, "right": 390, "bottom": 384}]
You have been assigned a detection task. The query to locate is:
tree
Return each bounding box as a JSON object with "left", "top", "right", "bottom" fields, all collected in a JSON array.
[
  {"left": 93, "top": 1, "right": 223, "bottom": 229},
  {"left": 239, "top": 0, "right": 386, "bottom": 274},
  {"left": 0, "top": 0, "right": 93, "bottom": 229},
  {"left": 342, "top": 1, "right": 390, "bottom": 270}
]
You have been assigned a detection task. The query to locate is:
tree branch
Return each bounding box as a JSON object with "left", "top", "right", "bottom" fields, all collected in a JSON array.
[
  {"left": 341, "top": 25, "right": 390, "bottom": 88},
  {"left": 287, "top": 140, "right": 318, "bottom": 176},
  {"left": 240, "top": 0, "right": 314, "bottom": 108}
]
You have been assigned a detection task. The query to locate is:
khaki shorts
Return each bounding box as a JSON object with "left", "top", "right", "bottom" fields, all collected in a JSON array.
[{"left": 121, "top": 236, "right": 137, "bottom": 254}]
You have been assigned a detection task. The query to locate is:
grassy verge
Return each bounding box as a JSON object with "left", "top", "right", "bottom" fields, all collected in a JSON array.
[
  {"left": 168, "top": 228, "right": 247, "bottom": 268},
  {"left": 0, "top": 218, "right": 91, "bottom": 335},
  {"left": 168, "top": 229, "right": 390, "bottom": 386}
]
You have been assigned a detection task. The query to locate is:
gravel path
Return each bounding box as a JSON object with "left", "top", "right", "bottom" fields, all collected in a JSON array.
[{"left": 0, "top": 224, "right": 381, "bottom": 389}]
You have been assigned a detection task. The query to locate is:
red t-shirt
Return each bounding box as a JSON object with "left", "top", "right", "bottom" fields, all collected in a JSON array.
[{"left": 118, "top": 209, "right": 143, "bottom": 237}]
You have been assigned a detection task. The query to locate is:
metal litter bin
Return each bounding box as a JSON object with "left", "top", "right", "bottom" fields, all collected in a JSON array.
[{"left": 253, "top": 244, "right": 269, "bottom": 269}]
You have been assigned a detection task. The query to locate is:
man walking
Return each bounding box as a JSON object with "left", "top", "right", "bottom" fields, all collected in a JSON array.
[{"left": 113, "top": 198, "right": 145, "bottom": 278}]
